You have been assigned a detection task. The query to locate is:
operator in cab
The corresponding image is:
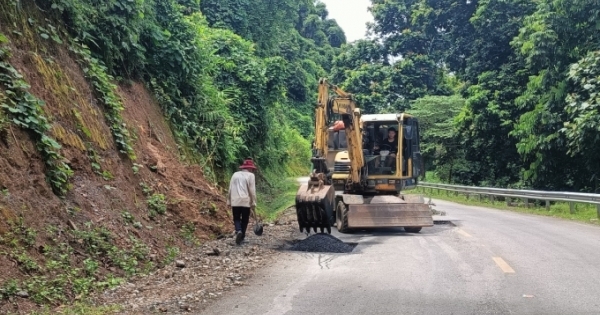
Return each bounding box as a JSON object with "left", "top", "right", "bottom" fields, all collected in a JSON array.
[{"left": 374, "top": 127, "right": 399, "bottom": 167}]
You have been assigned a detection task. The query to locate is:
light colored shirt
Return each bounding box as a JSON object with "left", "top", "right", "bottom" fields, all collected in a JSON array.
[{"left": 227, "top": 170, "right": 257, "bottom": 208}]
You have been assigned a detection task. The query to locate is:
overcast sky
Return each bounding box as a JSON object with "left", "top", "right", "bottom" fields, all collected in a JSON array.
[{"left": 319, "top": 0, "right": 373, "bottom": 42}]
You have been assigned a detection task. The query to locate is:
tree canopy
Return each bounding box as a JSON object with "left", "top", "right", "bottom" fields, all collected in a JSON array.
[{"left": 333, "top": 0, "right": 600, "bottom": 192}]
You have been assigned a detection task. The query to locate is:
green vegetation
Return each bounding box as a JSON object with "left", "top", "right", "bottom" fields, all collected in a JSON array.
[
  {"left": 256, "top": 177, "right": 300, "bottom": 222},
  {"left": 414, "top": 187, "right": 600, "bottom": 225},
  {"left": 41, "top": 0, "right": 339, "bottom": 181},
  {"left": 0, "top": 89, "right": 7, "bottom": 135},
  {"left": 30, "top": 303, "right": 121, "bottom": 315},
  {"left": 334, "top": 0, "right": 600, "bottom": 193},
  {"left": 0, "top": 219, "right": 159, "bottom": 305},
  {"left": 163, "top": 245, "right": 180, "bottom": 266},
  {"left": 0, "top": 34, "right": 73, "bottom": 196},
  {"left": 2, "top": 0, "right": 329, "bottom": 197},
  {"left": 70, "top": 43, "right": 136, "bottom": 160},
  {"left": 120, "top": 211, "right": 142, "bottom": 229},
  {"left": 180, "top": 222, "right": 200, "bottom": 247},
  {"left": 147, "top": 193, "right": 167, "bottom": 218}
]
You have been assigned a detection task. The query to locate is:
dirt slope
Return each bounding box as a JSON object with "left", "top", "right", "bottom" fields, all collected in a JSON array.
[{"left": 0, "top": 27, "right": 232, "bottom": 314}]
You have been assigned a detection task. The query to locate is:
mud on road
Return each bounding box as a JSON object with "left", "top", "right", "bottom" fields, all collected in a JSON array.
[{"left": 94, "top": 208, "right": 303, "bottom": 314}]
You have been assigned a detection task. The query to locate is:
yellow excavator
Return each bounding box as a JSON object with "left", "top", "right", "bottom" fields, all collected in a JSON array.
[{"left": 295, "top": 78, "right": 433, "bottom": 234}]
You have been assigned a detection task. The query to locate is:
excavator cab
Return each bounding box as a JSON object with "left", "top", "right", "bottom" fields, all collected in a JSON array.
[
  {"left": 334, "top": 114, "right": 422, "bottom": 187},
  {"left": 363, "top": 122, "right": 400, "bottom": 176}
]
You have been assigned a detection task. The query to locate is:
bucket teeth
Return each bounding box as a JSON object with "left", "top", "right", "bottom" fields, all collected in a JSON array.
[{"left": 296, "top": 203, "right": 331, "bottom": 234}]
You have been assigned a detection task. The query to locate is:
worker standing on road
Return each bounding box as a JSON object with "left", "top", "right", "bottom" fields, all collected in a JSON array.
[{"left": 226, "top": 158, "right": 258, "bottom": 245}]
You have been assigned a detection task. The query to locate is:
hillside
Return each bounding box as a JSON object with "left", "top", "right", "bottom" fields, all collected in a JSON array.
[
  {"left": 0, "top": 26, "right": 229, "bottom": 314},
  {"left": 0, "top": 0, "right": 345, "bottom": 313}
]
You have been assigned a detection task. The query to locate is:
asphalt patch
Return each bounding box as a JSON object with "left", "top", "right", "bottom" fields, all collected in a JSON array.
[{"left": 288, "top": 233, "right": 357, "bottom": 253}]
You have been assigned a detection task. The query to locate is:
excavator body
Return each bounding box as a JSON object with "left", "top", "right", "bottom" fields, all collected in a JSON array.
[{"left": 295, "top": 79, "right": 433, "bottom": 234}]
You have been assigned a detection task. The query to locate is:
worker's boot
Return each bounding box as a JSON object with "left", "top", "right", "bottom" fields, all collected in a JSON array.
[{"left": 235, "top": 231, "right": 243, "bottom": 245}]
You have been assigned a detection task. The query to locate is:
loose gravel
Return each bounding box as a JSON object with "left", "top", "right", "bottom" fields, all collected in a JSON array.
[
  {"left": 92, "top": 208, "right": 303, "bottom": 315},
  {"left": 289, "top": 233, "right": 356, "bottom": 253}
]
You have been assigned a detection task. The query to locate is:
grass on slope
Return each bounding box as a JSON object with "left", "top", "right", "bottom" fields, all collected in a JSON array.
[
  {"left": 409, "top": 187, "right": 600, "bottom": 226},
  {"left": 30, "top": 303, "right": 120, "bottom": 315},
  {"left": 256, "top": 178, "right": 299, "bottom": 222}
]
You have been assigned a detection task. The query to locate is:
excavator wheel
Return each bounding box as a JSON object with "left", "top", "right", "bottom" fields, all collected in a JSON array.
[
  {"left": 336, "top": 201, "right": 349, "bottom": 233},
  {"left": 404, "top": 227, "right": 422, "bottom": 233}
]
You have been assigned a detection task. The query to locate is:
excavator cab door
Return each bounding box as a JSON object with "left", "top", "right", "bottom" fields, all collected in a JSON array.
[{"left": 404, "top": 118, "right": 422, "bottom": 179}]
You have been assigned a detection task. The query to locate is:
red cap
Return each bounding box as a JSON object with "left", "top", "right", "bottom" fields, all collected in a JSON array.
[{"left": 239, "top": 159, "right": 257, "bottom": 170}]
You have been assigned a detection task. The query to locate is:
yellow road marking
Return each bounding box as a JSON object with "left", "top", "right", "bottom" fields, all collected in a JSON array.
[
  {"left": 493, "top": 257, "right": 515, "bottom": 273},
  {"left": 456, "top": 228, "right": 472, "bottom": 238}
]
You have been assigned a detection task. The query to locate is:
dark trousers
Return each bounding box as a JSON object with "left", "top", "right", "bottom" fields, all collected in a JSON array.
[{"left": 232, "top": 207, "right": 250, "bottom": 234}]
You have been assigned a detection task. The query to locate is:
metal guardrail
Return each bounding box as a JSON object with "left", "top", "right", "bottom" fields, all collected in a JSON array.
[{"left": 418, "top": 182, "right": 600, "bottom": 218}]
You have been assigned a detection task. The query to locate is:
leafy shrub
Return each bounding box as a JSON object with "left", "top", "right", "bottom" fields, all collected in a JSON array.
[
  {"left": 147, "top": 193, "right": 167, "bottom": 218},
  {"left": 70, "top": 43, "right": 136, "bottom": 160}
]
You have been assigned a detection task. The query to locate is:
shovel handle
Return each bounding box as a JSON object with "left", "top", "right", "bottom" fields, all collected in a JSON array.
[{"left": 251, "top": 208, "right": 260, "bottom": 222}]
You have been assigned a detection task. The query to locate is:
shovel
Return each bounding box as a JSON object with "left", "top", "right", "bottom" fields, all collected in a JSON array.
[{"left": 252, "top": 208, "right": 263, "bottom": 236}]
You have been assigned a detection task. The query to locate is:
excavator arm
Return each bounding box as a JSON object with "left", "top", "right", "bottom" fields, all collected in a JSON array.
[
  {"left": 297, "top": 78, "right": 366, "bottom": 234},
  {"left": 326, "top": 87, "right": 364, "bottom": 188},
  {"left": 313, "top": 79, "right": 330, "bottom": 160}
]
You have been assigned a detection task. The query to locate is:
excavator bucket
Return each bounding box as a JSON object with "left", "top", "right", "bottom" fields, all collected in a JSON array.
[
  {"left": 342, "top": 194, "right": 433, "bottom": 230},
  {"left": 295, "top": 183, "right": 335, "bottom": 234}
]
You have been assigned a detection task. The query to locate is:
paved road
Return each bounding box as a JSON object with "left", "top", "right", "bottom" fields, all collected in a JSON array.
[{"left": 201, "top": 199, "right": 600, "bottom": 315}]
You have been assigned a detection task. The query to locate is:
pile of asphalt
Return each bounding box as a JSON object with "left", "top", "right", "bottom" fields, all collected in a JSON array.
[{"left": 289, "top": 233, "right": 356, "bottom": 253}]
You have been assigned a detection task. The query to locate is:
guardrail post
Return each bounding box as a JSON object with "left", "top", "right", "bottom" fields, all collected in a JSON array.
[
  {"left": 569, "top": 202, "right": 575, "bottom": 214},
  {"left": 524, "top": 198, "right": 529, "bottom": 208},
  {"left": 478, "top": 194, "right": 482, "bottom": 202},
  {"left": 597, "top": 205, "right": 600, "bottom": 219},
  {"left": 545, "top": 200, "right": 550, "bottom": 211}
]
